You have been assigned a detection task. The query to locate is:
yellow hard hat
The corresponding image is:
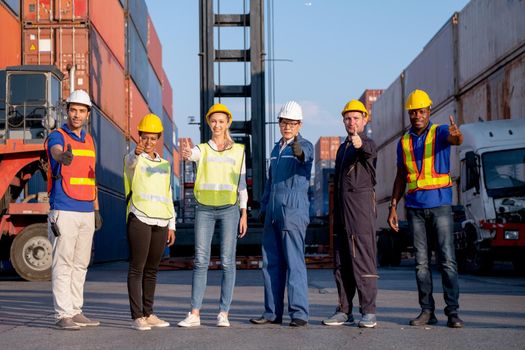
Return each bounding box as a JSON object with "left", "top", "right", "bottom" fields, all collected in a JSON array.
[
  {"left": 205, "top": 103, "right": 232, "bottom": 124},
  {"left": 341, "top": 100, "right": 368, "bottom": 118},
  {"left": 138, "top": 113, "right": 163, "bottom": 133},
  {"left": 405, "top": 89, "right": 432, "bottom": 110}
]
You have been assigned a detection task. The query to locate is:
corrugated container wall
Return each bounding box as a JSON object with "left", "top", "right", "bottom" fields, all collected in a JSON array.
[
  {"left": 315, "top": 136, "right": 342, "bottom": 162},
  {"left": 128, "top": 18, "right": 149, "bottom": 102},
  {"left": 128, "top": 0, "right": 148, "bottom": 47},
  {"left": 370, "top": 76, "right": 404, "bottom": 148},
  {"left": 458, "top": 0, "right": 525, "bottom": 89},
  {"left": 89, "top": 0, "right": 125, "bottom": 67},
  {"left": 0, "top": 3, "right": 21, "bottom": 69},
  {"left": 23, "top": 0, "right": 88, "bottom": 23},
  {"left": 147, "top": 63, "right": 162, "bottom": 117},
  {"left": 127, "top": 77, "right": 151, "bottom": 143},
  {"left": 173, "top": 148, "right": 181, "bottom": 178},
  {"left": 147, "top": 15, "right": 162, "bottom": 82},
  {"left": 404, "top": 16, "right": 455, "bottom": 111},
  {"left": 2, "top": 0, "right": 20, "bottom": 16},
  {"left": 162, "top": 109, "right": 173, "bottom": 150},
  {"left": 161, "top": 68, "right": 173, "bottom": 119}
]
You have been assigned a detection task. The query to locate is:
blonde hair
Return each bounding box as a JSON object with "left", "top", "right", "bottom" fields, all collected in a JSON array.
[{"left": 208, "top": 112, "right": 235, "bottom": 147}]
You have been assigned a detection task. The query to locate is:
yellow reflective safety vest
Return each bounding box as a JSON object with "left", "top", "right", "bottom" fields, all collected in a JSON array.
[
  {"left": 401, "top": 124, "right": 452, "bottom": 193},
  {"left": 124, "top": 155, "right": 174, "bottom": 219},
  {"left": 194, "top": 143, "right": 245, "bottom": 206}
]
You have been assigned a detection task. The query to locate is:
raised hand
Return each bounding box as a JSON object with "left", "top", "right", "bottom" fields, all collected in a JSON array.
[
  {"left": 135, "top": 138, "right": 145, "bottom": 155},
  {"left": 291, "top": 135, "right": 303, "bottom": 158},
  {"left": 448, "top": 115, "right": 461, "bottom": 137},
  {"left": 181, "top": 139, "right": 192, "bottom": 160},
  {"left": 60, "top": 144, "right": 74, "bottom": 166},
  {"left": 350, "top": 130, "right": 362, "bottom": 149}
]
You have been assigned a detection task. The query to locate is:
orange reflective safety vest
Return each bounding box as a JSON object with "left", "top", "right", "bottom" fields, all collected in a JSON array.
[
  {"left": 46, "top": 128, "right": 97, "bottom": 201},
  {"left": 401, "top": 124, "right": 452, "bottom": 193}
]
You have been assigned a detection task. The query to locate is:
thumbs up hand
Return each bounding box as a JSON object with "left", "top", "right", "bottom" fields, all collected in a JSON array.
[
  {"left": 60, "top": 144, "right": 74, "bottom": 166},
  {"left": 135, "top": 138, "right": 145, "bottom": 155},
  {"left": 448, "top": 115, "right": 461, "bottom": 137},
  {"left": 291, "top": 135, "right": 303, "bottom": 158},
  {"left": 350, "top": 130, "right": 362, "bottom": 149},
  {"left": 181, "top": 140, "right": 192, "bottom": 160}
]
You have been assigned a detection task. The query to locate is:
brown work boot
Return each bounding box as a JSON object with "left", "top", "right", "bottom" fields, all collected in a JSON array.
[{"left": 409, "top": 310, "right": 438, "bottom": 326}]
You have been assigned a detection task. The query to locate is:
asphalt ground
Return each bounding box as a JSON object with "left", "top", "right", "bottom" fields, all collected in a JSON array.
[{"left": 0, "top": 261, "right": 524, "bottom": 350}]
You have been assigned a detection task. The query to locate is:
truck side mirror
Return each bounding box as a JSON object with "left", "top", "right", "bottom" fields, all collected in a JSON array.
[{"left": 465, "top": 151, "right": 480, "bottom": 193}]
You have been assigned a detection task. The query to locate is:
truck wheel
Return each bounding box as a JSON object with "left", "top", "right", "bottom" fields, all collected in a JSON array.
[
  {"left": 377, "top": 232, "right": 392, "bottom": 266},
  {"left": 10, "top": 223, "right": 52, "bottom": 281},
  {"left": 470, "top": 250, "right": 493, "bottom": 274}
]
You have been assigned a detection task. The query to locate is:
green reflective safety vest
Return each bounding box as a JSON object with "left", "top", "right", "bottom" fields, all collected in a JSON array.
[
  {"left": 194, "top": 143, "right": 244, "bottom": 206},
  {"left": 124, "top": 155, "right": 174, "bottom": 219}
]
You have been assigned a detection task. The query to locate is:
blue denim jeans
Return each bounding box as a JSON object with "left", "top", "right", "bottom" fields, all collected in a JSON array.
[
  {"left": 191, "top": 204, "right": 240, "bottom": 312},
  {"left": 407, "top": 205, "right": 460, "bottom": 315}
]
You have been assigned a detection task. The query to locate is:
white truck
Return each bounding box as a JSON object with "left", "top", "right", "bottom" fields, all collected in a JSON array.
[{"left": 457, "top": 119, "right": 525, "bottom": 272}]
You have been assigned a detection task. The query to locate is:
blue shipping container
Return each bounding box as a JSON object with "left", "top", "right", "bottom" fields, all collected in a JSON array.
[
  {"left": 27, "top": 172, "right": 47, "bottom": 200},
  {"left": 92, "top": 188, "right": 128, "bottom": 262},
  {"left": 147, "top": 63, "right": 163, "bottom": 117},
  {"left": 2, "top": 0, "right": 20, "bottom": 16},
  {"left": 128, "top": 18, "right": 149, "bottom": 101},
  {"left": 162, "top": 109, "right": 173, "bottom": 150},
  {"left": 90, "top": 106, "right": 127, "bottom": 195},
  {"left": 128, "top": 0, "right": 148, "bottom": 48}
]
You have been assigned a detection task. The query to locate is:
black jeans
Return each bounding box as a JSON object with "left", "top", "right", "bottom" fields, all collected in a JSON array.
[{"left": 127, "top": 213, "right": 168, "bottom": 320}]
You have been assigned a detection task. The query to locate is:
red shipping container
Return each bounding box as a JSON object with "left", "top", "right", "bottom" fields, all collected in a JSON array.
[
  {"left": 173, "top": 148, "right": 180, "bottom": 178},
  {"left": 359, "top": 89, "right": 383, "bottom": 123},
  {"left": 89, "top": 0, "right": 125, "bottom": 68},
  {"left": 161, "top": 68, "right": 173, "bottom": 119},
  {"left": 23, "top": 0, "right": 88, "bottom": 23},
  {"left": 0, "top": 3, "right": 21, "bottom": 69},
  {"left": 147, "top": 15, "right": 163, "bottom": 83},
  {"left": 128, "top": 77, "right": 151, "bottom": 143}
]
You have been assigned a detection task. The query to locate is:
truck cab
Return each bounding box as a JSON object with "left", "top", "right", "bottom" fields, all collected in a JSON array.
[{"left": 459, "top": 119, "right": 525, "bottom": 271}]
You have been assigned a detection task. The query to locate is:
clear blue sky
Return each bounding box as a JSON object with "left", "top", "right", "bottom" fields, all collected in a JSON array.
[{"left": 146, "top": 0, "right": 470, "bottom": 153}]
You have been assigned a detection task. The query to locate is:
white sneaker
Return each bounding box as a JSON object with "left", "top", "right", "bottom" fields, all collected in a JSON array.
[
  {"left": 177, "top": 312, "right": 201, "bottom": 327},
  {"left": 146, "top": 314, "right": 170, "bottom": 328},
  {"left": 217, "top": 313, "right": 230, "bottom": 327},
  {"left": 132, "top": 317, "right": 151, "bottom": 331}
]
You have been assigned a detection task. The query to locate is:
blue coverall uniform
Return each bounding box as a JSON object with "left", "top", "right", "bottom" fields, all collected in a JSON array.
[{"left": 260, "top": 134, "right": 313, "bottom": 322}]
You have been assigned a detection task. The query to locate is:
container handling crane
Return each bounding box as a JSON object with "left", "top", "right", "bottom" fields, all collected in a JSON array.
[{"left": 0, "top": 65, "right": 63, "bottom": 281}]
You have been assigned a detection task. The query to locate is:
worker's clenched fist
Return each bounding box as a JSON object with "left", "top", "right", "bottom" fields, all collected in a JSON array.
[
  {"left": 135, "top": 138, "right": 145, "bottom": 155},
  {"left": 351, "top": 131, "right": 362, "bottom": 149},
  {"left": 181, "top": 140, "right": 192, "bottom": 160},
  {"left": 292, "top": 136, "right": 303, "bottom": 158},
  {"left": 60, "top": 144, "right": 74, "bottom": 166},
  {"left": 448, "top": 115, "right": 461, "bottom": 137}
]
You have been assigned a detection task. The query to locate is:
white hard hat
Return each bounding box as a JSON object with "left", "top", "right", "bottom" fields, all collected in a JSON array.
[
  {"left": 66, "top": 90, "right": 92, "bottom": 108},
  {"left": 278, "top": 100, "right": 303, "bottom": 121}
]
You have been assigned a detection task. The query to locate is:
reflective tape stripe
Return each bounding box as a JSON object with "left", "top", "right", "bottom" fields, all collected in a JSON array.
[
  {"left": 138, "top": 192, "right": 171, "bottom": 203},
  {"left": 206, "top": 156, "right": 236, "bottom": 165},
  {"left": 72, "top": 149, "right": 96, "bottom": 157},
  {"left": 199, "top": 183, "right": 234, "bottom": 191},
  {"left": 70, "top": 177, "right": 96, "bottom": 185}
]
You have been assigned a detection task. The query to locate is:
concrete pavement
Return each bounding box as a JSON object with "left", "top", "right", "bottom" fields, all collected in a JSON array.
[{"left": 1, "top": 261, "right": 524, "bottom": 349}]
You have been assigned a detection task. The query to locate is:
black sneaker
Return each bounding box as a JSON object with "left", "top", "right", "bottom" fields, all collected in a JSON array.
[
  {"left": 289, "top": 318, "right": 308, "bottom": 327},
  {"left": 409, "top": 310, "right": 438, "bottom": 326},
  {"left": 447, "top": 314, "right": 464, "bottom": 328},
  {"left": 249, "top": 316, "right": 282, "bottom": 325}
]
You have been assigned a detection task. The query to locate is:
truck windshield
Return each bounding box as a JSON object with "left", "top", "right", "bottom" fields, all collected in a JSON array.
[{"left": 482, "top": 148, "right": 525, "bottom": 197}]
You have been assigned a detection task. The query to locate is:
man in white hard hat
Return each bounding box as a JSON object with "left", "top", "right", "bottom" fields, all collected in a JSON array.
[
  {"left": 45, "top": 90, "right": 103, "bottom": 330},
  {"left": 250, "top": 101, "right": 313, "bottom": 327}
]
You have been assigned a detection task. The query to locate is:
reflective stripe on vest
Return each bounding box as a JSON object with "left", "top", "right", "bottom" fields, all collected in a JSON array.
[
  {"left": 127, "top": 156, "right": 174, "bottom": 220},
  {"left": 401, "top": 124, "right": 451, "bottom": 193},
  {"left": 194, "top": 143, "right": 244, "bottom": 206},
  {"left": 45, "top": 128, "right": 96, "bottom": 201}
]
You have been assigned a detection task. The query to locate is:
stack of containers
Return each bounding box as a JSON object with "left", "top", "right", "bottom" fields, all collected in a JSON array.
[
  {"left": 18, "top": 0, "right": 177, "bottom": 262},
  {"left": 0, "top": 1, "right": 21, "bottom": 69},
  {"left": 178, "top": 137, "right": 195, "bottom": 223},
  {"left": 358, "top": 89, "right": 383, "bottom": 137},
  {"left": 313, "top": 136, "right": 343, "bottom": 216}
]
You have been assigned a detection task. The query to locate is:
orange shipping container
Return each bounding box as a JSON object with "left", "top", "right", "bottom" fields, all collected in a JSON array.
[
  {"left": 147, "top": 15, "right": 162, "bottom": 83},
  {"left": 128, "top": 77, "right": 151, "bottom": 144},
  {"left": 22, "top": 25, "right": 127, "bottom": 133},
  {"left": 173, "top": 148, "right": 181, "bottom": 178},
  {"left": 89, "top": 0, "right": 125, "bottom": 68},
  {"left": 23, "top": 0, "right": 88, "bottom": 23},
  {"left": 161, "top": 68, "right": 173, "bottom": 119},
  {"left": 315, "top": 136, "right": 341, "bottom": 161},
  {"left": 0, "top": 3, "right": 21, "bottom": 69}
]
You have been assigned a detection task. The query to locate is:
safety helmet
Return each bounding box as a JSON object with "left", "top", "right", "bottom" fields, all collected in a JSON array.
[
  {"left": 341, "top": 100, "right": 368, "bottom": 118},
  {"left": 205, "top": 103, "right": 232, "bottom": 124},
  {"left": 278, "top": 100, "right": 303, "bottom": 121},
  {"left": 66, "top": 90, "right": 92, "bottom": 108},
  {"left": 405, "top": 89, "right": 432, "bottom": 110},
  {"left": 138, "top": 113, "right": 163, "bottom": 133}
]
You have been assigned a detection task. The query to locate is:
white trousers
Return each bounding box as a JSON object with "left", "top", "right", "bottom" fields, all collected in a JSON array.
[{"left": 48, "top": 210, "right": 95, "bottom": 319}]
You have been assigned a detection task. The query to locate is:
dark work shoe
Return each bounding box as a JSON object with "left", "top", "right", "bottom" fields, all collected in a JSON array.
[
  {"left": 249, "top": 316, "right": 282, "bottom": 325},
  {"left": 289, "top": 318, "right": 308, "bottom": 327},
  {"left": 409, "top": 310, "right": 438, "bottom": 326},
  {"left": 447, "top": 314, "right": 464, "bottom": 328}
]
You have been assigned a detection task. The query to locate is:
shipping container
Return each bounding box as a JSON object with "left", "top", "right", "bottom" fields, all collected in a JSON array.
[
  {"left": 127, "top": 77, "right": 150, "bottom": 143},
  {"left": 0, "top": 3, "right": 21, "bottom": 69},
  {"left": 89, "top": 0, "right": 125, "bottom": 67},
  {"left": 315, "top": 136, "right": 342, "bottom": 162},
  {"left": 90, "top": 106, "right": 127, "bottom": 195},
  {"left": 404, "top": 16, "right": 455, "bottom": 110},
  {"left": 162, "top": 109, "right": 173, "bottom": 150},
  {"left": 23, "top": 0, "right": 88, "bottom": 23},
  {"left": 93, "top": 188, "right": 128, "bottom": 262},
  {"left": 161, "top": 68, "right": 173, "bottom": 119},
  {"left": 173, "top": 148, "right": 181, "bottom": 178},
  {"left": 128, "top": 17, "right": 149, "bottom": 102},
  {"left": 358, "top": 89, "right": 383, "bottom": 122},
  {"left": 313, "top": 168, "right": 334, "bottom": 216},
  {"left": 2, "top": 0, "right": 20, "bottom": 16},
  {"left": 147, "top": 15, "right": 162, "bottom": 82},
  {"left": 458, "top": 0, "right": 525, "bottom": 89},
  {"left": 370, "top": 76, "right": 405, "bottom": 148},
  {"left": 128, "top": 0, "right": 148, "bottom": 48},
  {"left": 147, "top": 62, "right": 162, "bottom": 117}
]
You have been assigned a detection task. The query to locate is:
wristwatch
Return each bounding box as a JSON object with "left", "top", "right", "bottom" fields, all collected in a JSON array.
[{"left": 388, "top": 201, "right": 396, "bottom": 210}]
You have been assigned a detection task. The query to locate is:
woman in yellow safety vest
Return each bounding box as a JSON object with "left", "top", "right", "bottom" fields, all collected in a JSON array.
[
  {"left": 123, "top": 113, "right": 176, "bottom": 331},
  {"left": 178, "top": 103, "right": 248, "bottom": 328}
]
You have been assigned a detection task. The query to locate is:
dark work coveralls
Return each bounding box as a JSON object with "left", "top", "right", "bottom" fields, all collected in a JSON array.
[{"left": 333, "top": 133, "right": 378, "bottom": 315}]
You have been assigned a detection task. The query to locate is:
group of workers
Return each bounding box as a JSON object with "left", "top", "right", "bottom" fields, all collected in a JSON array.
[{"left": 46, "top": 88, "right": 464, "bottom": 331}]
